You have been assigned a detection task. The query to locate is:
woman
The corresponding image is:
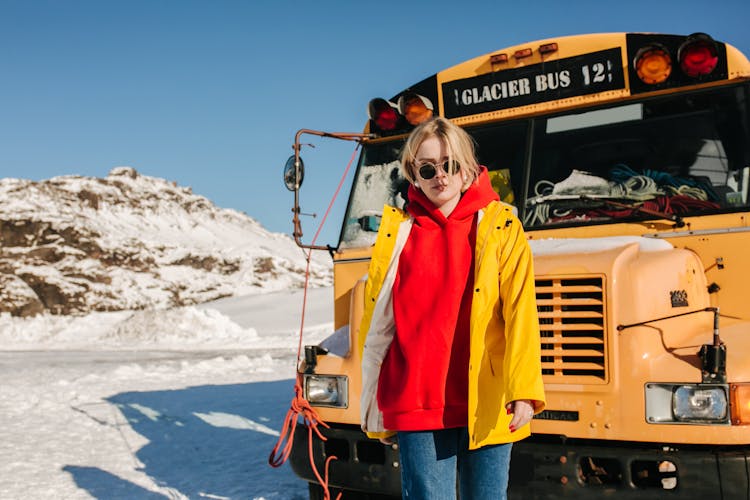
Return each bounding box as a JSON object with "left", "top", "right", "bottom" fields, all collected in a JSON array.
[{"left": 359, "top": 117, "right": 545, "bottom": 499}]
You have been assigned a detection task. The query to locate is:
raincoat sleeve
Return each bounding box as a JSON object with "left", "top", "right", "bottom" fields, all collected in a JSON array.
[
  {"left": 360, "top": 283, "right": 396, "bottom": 437},
  {"left": 498, "top": 213, "right": 546, "bottom": 413}
]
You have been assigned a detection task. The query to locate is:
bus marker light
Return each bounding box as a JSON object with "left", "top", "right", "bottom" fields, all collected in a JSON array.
[
  {"left": 730, "top": 383, "right": 750, "bottom": 425},
  {"left": 678, "top": 34, "right": 719, "bottom": 78},
  {"left": 514, "top": 48, "right": 533, "bottom": 60},
  {"left": 490, "top": 53, "right": 508, "bottom": 64},
  {"left": 539, "top": 43, "right": 558, "bottom": 55},
  {"left": 634, "top": 45, "right": 672, "bottom": 84}
]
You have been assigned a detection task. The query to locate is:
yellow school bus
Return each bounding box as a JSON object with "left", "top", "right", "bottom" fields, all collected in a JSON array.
[{"left": 282, "top": 32, "right": 750, "bottom": 499}]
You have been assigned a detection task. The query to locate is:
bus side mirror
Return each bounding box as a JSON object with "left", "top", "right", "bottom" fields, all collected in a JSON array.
[{"left": 283, "top": 155, "right": 304, "bottom": 191}]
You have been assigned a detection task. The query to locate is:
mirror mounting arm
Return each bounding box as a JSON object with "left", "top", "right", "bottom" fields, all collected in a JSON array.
[{"left": 290, "top": 129, "right": 375, "bottom": 251}]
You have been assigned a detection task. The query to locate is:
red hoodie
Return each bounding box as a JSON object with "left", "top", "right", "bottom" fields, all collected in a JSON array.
[{"left": 377, "top": 168, "right": 499, "bottom": 430}]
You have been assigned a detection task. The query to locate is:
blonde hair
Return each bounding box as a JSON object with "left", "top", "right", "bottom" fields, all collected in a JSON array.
[{"left": 400, "top": 117, "right": 480, "bottom": 191}]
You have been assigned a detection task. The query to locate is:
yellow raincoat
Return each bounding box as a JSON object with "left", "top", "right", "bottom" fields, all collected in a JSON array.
[{"left": 359, "top": 201, "right": 546, "bottom": 450}]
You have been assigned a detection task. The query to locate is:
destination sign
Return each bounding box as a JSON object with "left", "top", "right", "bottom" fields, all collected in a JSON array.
[{"left": 443, "top": 48, "right": 625, "bottom": 118}]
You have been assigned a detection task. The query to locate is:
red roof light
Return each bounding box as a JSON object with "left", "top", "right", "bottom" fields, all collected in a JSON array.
[
  {"left": 678, "top": 35, "right": 719, "bottom": 78},
  {"left": 368, "top": 98, "right": 400, "bottom": 131}
]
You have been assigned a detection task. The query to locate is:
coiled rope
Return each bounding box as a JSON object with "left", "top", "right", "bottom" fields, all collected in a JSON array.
[{"left": 525, "top": 164, "right": 720, "bottom": 225}]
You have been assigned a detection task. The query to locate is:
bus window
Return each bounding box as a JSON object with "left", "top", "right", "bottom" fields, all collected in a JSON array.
[
  {"left": 524, "top": 85, "right": 750, "bottom": 228},
  {"left": 339, "top": 140, "right": 407, "bottom": 248},
  {"left": 469, "top": 121, "right": 528, "bottom": 208}
]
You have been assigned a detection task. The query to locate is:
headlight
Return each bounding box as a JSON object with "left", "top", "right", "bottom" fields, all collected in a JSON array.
[
  {"left": 673, "top": 385, "right": 727, "bottom": 422},
  {"left": 304, "top": 375, "right": 348, "bottom": 408},
  {"left": 645, "top": 383, "right": 729, "bottom": 424}
]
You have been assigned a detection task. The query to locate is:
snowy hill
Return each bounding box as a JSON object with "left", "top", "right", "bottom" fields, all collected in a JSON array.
[{"left": 0, "top": 166, "right": 332, "bottom": 316}]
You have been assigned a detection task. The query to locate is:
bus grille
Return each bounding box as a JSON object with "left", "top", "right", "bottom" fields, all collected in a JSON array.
[{"left": 536, "top": 276, "right": 607, "bottom": 383}]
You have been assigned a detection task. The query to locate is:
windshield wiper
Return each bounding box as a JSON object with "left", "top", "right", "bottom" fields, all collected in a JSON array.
[{"left": 579, "top": 195, "right": 685, "bottom": 228}]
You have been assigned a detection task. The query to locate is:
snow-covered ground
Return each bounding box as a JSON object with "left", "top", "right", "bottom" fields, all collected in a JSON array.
[{"left": 0, "top": 286, "right": 335, "bottom": 499}]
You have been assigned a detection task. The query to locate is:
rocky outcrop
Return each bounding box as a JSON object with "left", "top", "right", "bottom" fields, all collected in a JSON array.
[{"left": 0, "top": 168, "right": 331, "bottom": 316}]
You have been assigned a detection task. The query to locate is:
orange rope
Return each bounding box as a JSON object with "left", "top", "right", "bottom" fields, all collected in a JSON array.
[
  {"left": 268, "top": 144, "right": 360, "bottom": 500},
  {"left": 268, "top": 383, "right": 339, "bottom": 496}
]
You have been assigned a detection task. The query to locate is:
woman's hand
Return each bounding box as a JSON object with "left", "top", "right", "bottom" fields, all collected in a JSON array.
[
  {"left": 506, "top": 399, "right": 535, "bottom": 433},
  {"left": 379, "top": 435, "right": 396, "bottom": 445}
]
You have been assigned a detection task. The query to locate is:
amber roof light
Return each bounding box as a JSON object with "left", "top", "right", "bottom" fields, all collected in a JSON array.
[{"left": 634, "top": 45, "right": 672, "bottom": 84}]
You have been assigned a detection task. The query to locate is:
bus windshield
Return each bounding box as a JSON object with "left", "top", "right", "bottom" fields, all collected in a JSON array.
[
  {"left": 524, "top": 84, "right": 750, "bottom": 228},
  {"left": 339, "top": 83, "right": 750, "bottom": 248}
]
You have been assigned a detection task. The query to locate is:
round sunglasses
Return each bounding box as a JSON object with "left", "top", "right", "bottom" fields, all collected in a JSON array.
[{"left": 416, "top": 159, "right": 461, "bottom": 180}]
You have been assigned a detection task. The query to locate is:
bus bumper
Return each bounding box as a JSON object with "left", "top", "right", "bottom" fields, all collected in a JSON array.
[
  {"left": 509, "top": 436, "right": 750, "bottom": 499},
  {"left": 289, "top": 425, "right": 749, "bottom": 499},
  {"left": 289, "top": 423, "right": 402, "bottom": 497}
]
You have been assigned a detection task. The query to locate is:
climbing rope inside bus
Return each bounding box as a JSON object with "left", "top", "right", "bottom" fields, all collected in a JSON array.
[{"left": 523, "top": 165, "right": 720, "bottom": 226}]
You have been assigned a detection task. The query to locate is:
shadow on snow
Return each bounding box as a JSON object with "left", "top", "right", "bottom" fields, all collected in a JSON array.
[{"left": 65, "top": 379, "right": 308, "bottom": 499}]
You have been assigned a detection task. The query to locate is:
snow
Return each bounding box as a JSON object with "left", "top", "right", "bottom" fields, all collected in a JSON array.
[
  {"left": 339, "top": 160, "right": 405, "bottom": 249},
  {"left": 528, "top": 235, "right": 673, "bottom": 255},
  {"left": 0, "top": 286, "right": 335, "bottom": 499}
]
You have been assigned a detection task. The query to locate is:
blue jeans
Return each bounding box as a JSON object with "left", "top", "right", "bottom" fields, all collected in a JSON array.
[{"left": 397, "top": 427, "right": 512, "bottom": 500}]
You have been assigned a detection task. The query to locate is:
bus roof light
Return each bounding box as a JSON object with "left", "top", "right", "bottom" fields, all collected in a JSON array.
[
  {"left": 634, "top": 45, "right": 672, "bottom": 85},
  {"left": 368, "top": 98, "right": 401, "bottom": 132},
  {"left": 514, "top": 48, "right": 533, "bottom": 60},
  {"left": 397, "top": 93, "right": 434, "bottom": 126},
  {"left": 490, "top": 53, "right": 508, "bottom": 65},
  {"left": 678, "top": 33, "right": 719, "bottom": 78},
  {"left": 539, "top": 43, "right": 558, "bottom": 55}
]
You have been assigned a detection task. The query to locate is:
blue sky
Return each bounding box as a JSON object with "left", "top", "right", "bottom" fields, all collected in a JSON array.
[{"left": 2, "top": 0, "right": 749, "bottom": 246}]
